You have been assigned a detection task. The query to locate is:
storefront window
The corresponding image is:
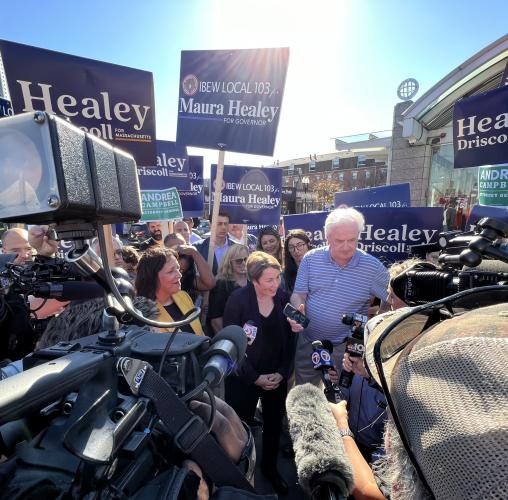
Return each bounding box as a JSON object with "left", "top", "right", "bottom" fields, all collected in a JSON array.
[{"left": 428, "top": 143, "right": 479, "bottom": 222}]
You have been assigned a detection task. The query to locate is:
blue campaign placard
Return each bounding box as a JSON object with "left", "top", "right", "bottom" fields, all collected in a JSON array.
[
  {"left": 0, "top": 39, "right": 157, "bottom": 165},
  {"left": 467, "top": 204, "right": 508, "bottom": 227},
  {"left": 334, "top": 183, "right": 411, "bottom": 208},
  {"left": 177, "top": 48, "right": 289, "bottom": 156},
  {"left": 210, "top": 164, "right": 282, "bottom": 225},
  {"left": 283, "top": 207, "right": 443, "bottom": 264},
  {"left": 453, "top": 85, "right": 508, "bottom": 169},
  {"left": 137, "top": 140, "right": 203, "bottom": 218}
]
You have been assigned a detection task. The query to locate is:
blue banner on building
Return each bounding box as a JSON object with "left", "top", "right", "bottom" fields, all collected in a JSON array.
[
  {"left": 210, "top": 165, "right": 282, "bottom": 225},
  {"left": 334, "top": 183, "right": 411, "bottom": 208},
  {"left": 453, "top": 85, "right": 508, "bottom": 169},
  {"left": 137, "top": 140, "right": 203, "bottom": 218},
  {"left": 283, "top": 207, "right": 442, "bottom": 264},
  {"left": 0, "top": 40, "right": 157, "bottom": 165},
  {"left": 177, "top": 48, "right": 289, "bottom": 156}
]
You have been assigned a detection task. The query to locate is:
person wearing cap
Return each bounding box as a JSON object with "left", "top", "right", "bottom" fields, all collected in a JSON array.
[{"left": 328, "top": 296, "right": 508, "bottom": 500}]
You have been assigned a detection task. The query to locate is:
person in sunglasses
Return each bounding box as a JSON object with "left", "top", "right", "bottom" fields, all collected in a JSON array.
[
  {"left": 328, "top": 291, "right": 508, "bottom": 500},
  {"left": 208, "top": 244, "right": 249, "bottom": 335}
]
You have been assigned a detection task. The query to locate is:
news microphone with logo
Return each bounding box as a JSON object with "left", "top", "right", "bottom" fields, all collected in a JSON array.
[
  {"left": 201, "top": 325, "right": 248, "bottom": 387},
  {"left": 312, "top": 340, "right": 339, "bottom": 403},
  {"left": 339, "top": 313, "right": 368, "bottom": 388},
  {"left": 286, "top": 383, "right": 354, "bottom": 500}
]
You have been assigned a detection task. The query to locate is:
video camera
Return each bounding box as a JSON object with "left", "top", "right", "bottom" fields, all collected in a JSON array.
[
  {"left": 395, "top": 217, "right": 508, "bottom": 305},
  {"left": 0, "top": 112, "right": 254, "bottom": 498}
]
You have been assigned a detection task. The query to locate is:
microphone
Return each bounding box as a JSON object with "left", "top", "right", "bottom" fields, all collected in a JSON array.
[
  {"left": 287, "top": 384, "right": 354, "bottom": 499},
  {"left": 311, "top": 340, "right": 339, "bottom": 402},
  {"left": 201, "top": 325, "right": 247, "bottom": 387}
]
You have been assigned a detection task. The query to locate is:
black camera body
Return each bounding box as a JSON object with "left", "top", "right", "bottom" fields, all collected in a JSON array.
[
  {"left": 338, "top": 313, "right": 368, "bottom": 388},
  {"left": 397, "top": 217, "right": 508, "bottom": 305}
]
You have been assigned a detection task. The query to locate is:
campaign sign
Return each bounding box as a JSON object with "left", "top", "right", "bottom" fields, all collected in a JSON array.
[
  {"left": 467, "top": 204, "right": 508, "bottom": 227},
  {"left": 453, "top": 85, "right": 508, "bottom": 169},
  {"left": 334, "top": 183, "right": 410, "bottom": 208},
  {"left": 210, "top": 164, "right": 282, "bottom": 225},
  {"left": 283, "top": 207, "right": 443, "bottom": 264},
  {"left": 478, "top": 165, "right": 508, "bottom": 206},
  {"left": 177, "top": 48, "right": 289, "bottom": 156},
  {"left": 0, "top": 40, "right": 157, "bottom": 165},
  {"left": 140, "top": 187, "right": 183, "bottom": 222},
  {"left": 137, "top": 141, "right": 204, "bottom": 217}
]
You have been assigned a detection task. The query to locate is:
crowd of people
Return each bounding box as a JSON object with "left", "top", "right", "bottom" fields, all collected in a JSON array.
[{"left": 0, "top": 206, "right": 506, "bottom": 499}]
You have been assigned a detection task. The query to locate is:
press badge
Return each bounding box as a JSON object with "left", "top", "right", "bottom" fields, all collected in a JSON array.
[{"left": 243, "top": 322, "right": 258, "bottom": 345}]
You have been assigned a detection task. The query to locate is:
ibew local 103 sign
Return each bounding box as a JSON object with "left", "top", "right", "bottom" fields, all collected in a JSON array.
[{"left": 177, "top": 48, "right": 289, "bottom": 156}]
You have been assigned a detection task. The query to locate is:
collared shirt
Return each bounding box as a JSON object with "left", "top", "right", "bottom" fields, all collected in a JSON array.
[
  {"left": 294, "top": 247, "right": 389, "bottom": 343},
  {"left": 214, "top": 240, "right": 230, "bottom": 266},
  {"left": 189, "top": 231, "right": 203, "bottom": 245}
]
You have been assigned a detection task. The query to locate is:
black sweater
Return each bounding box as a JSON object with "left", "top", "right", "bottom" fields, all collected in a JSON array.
[{"left": 223, "top": 282, "right": 294, "bottom": 385}]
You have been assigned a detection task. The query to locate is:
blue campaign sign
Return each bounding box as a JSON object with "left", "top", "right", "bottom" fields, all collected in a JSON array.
[
  {"left": 0, "top": 40, "right": 157, "bottom": 165},
  {"left": 210, "top": 164, "right": 282, "bottom": 225},
  {"left": 334, "top": 183, "right": 411, "bottom": 208},
  {"left": 177, "top": 48, "right": 289, "bottom": 156},
  {"left": 453, "top": 85, "right": 508, "bottom": 169},
  {"left": 137, "top": 141, "right": 203, "bottom": 218},
  {"left": 284, "top": 207, "right": 443, "bottom": 264},
  {"left": 467, "top": 204, "right": 508, "bottom": 227}
]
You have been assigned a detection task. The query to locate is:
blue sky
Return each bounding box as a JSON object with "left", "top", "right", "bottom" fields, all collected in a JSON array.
[{"left": 1, "top": 0, "right": 507, "bottom": 174}]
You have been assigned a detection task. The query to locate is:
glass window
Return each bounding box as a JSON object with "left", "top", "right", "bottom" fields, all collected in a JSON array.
[
  {"left": 428, "top": 143, "right": 479, "bottom": 212},
  {"left": 309, "top": 160, "right": 316, "bottom": 172},
  {"left": 288, "top": 163, "right": 294, "bottom": 175},
  {"left": 332, "top": 157, "right": 340, "bottom": 169},
  {"left": 352, "top": 171, "right": 358, "bottom": 180}
]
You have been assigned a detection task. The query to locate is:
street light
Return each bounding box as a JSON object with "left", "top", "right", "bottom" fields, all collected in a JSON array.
[{"left": 302, "top": 176, "right": 310, "bottom": 213}]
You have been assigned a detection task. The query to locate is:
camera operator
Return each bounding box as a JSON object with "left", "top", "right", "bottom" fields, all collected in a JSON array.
[
  {"left": 0, "top": 227, "right": 68, "bottom": 362},
  {"left": 288, "top": 207, "right": 390, "bottom": 386},
  {"left": 325, "top": 298, "right": 508, "bottom": 500}
]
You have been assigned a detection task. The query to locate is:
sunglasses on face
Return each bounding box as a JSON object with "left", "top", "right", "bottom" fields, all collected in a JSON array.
[
  {"left": 288, "top": 241, "right": 307, "bottom": 252},
  {"left": 233, "top": 257, "right": 248, "bottom": 264},
  {"left": 372, "top": 285, "right": 508, "bottom": 494}
]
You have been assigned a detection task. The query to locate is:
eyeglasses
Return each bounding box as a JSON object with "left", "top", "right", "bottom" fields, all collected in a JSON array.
[
  {"left": 233, "top": 257, "right": 248, "bottom": 264},
  {"left": 288, "top": 241, "right": 307, "bottom": 252},
  {"left": 372, "top": 285, "right": 508, "bottom": 494}
]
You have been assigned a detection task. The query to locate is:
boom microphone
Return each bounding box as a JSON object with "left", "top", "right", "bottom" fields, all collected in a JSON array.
[
  {"left": 201, "top": 325, "right": 248, "bottom": 387},
  {"left": 286, "top": 383, "right": 354, "bottom": 499}
]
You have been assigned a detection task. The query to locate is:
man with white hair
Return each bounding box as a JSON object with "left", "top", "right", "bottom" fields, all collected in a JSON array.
[{"left": 289, "top": 207, "right": 389, "bottom": 385}]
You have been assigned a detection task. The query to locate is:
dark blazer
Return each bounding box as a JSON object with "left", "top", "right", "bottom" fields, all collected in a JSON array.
[
  {"left": 194, "top": 236, "right": 234, "bottom": 275},
  {"left": 223, "top": 282, "right": 294, "bottom": 384}
]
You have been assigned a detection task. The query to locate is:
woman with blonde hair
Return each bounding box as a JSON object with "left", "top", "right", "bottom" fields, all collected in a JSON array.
[{"left": 208, "top": 243, "right": 249, "bottom": 335}]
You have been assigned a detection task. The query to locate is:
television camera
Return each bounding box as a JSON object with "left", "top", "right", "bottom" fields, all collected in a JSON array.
[
  {"left": 0, "top": 112, "right": 255, "bottom": 498},
  {"left": 395, "top": 217, "right": 508, "bottom": 305}
]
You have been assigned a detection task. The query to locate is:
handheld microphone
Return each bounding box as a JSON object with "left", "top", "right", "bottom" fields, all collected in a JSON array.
[
  {"left": 338, "top": 331, "right": 365, "bottom": 389},
  {"left": 287, "top": 383, "right": 354, "bottom": 499},
  {"left": 311, "top": 340, "right": 339, "bottom": 403},
  {"left": 201, "top": 325, "right": 247, "bottom": 387}
]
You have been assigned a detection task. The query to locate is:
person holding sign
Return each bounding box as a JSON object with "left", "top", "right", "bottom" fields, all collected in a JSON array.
[{"left": 288, "top": 207, "right": 389, "bottom": 386}]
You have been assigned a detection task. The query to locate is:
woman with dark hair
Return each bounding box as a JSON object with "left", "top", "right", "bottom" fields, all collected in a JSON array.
[
  {"left": 256, "top": 226, "right": 283, "bottom": 265},
  {"left": 283, "top": 229, "right": 313, "bottom": 294},
  {"left": 135, "top": 247, "right": 203, "bottom": 335},
  {"left": 223, "top": 251, "right": 297, "bottom": 495},
  {"left": 163, "top": 233, "right": 215, "bottom": 305}
]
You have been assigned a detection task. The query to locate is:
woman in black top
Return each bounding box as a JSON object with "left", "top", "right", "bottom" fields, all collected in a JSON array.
[
  {"left": 283, "top": 229, "right": 313, "bottom": 294},
  {"left": 223, "top": 251, "right": 293, "bottom": 495},
  {"left": 256, "top": 226, "right": 283, "bottom": 265},
  {"left": 208, "top": 243, "right": 249, "bottom": 335}
]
